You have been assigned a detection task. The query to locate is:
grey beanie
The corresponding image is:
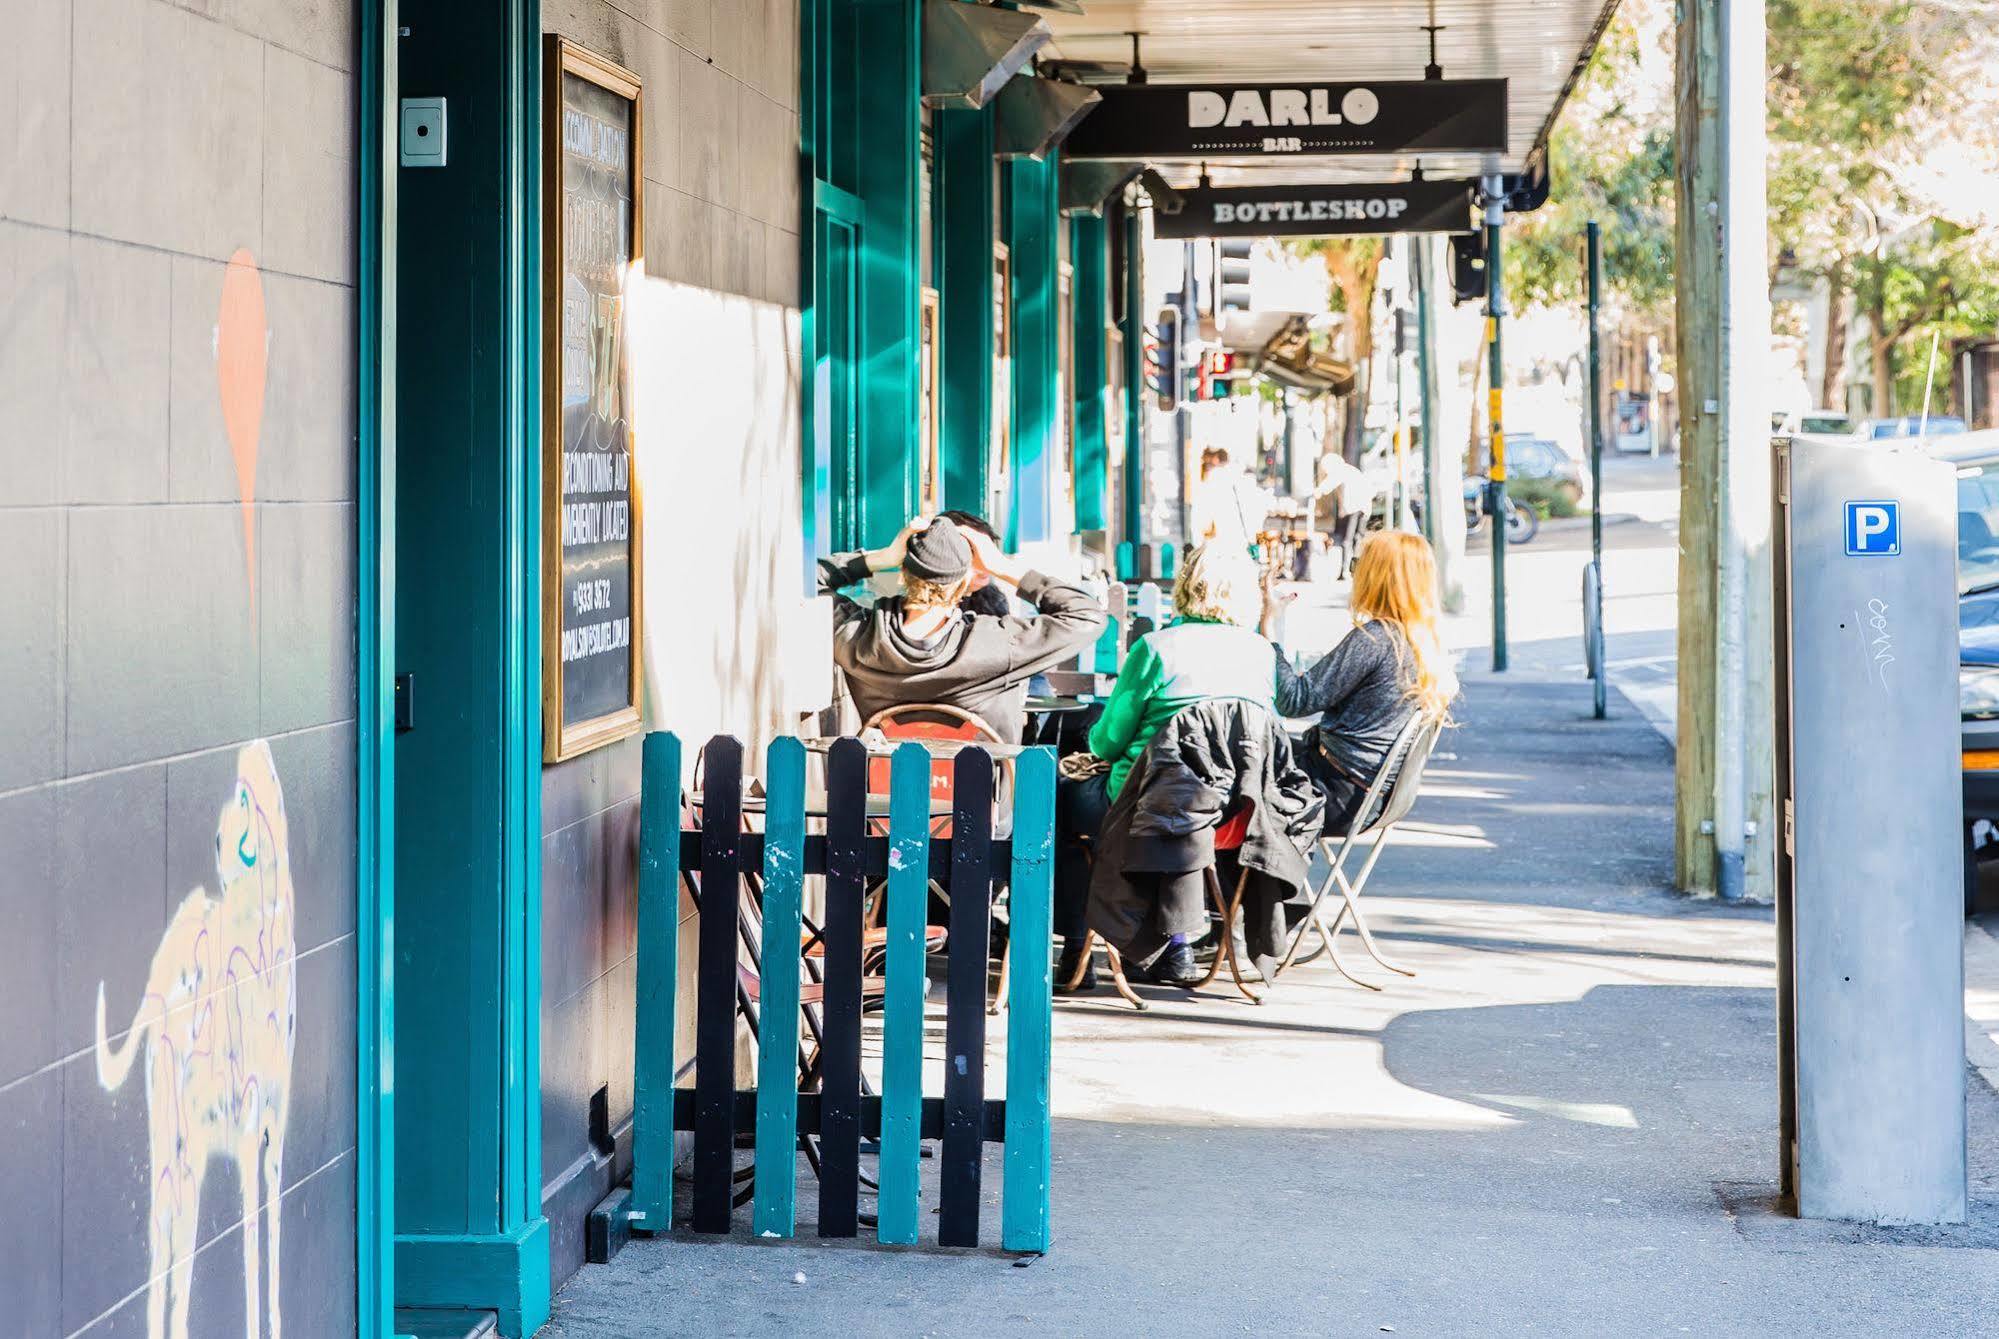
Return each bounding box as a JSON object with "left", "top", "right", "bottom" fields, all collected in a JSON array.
[{"left": 903, "top": 519, "right": 973, "bottom": 583}]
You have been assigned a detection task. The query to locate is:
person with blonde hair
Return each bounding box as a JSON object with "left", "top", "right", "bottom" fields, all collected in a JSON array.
[
  {"left": 1269, "top": 529, "right": 1459, "bottom": 833},
  {"left": 1054, "top": 542, "right": 1278, "bottom": 988}
]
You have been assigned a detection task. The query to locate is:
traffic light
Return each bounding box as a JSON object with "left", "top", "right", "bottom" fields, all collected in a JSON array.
[
  {"left": 1449, "top": 232, "right": 1486, "bottom": 305},
  {"left": 1144, "top": 307, "right": 1181, "bottom": 411},
  {"left": 1215, "top": 239, "right": 1253, "bottom": 318},
  {"left": 1195, "top": 350, "right": 1237, "bottom": 400}
]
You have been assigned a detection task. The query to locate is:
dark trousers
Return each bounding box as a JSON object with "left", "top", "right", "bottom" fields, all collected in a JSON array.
[{"left": 1054, "top": 771, "right": 1112, "bottom": 942}]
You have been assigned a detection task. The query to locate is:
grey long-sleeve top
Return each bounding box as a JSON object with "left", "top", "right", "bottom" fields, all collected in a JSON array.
[{"left": 1274, "top": 620, "right": 1415, "bottom": 790}]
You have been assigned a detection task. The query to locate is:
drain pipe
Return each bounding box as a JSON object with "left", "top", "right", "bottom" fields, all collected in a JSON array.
[{"left": 1712, "top": 0, "right": 1772, "bottom": 902}]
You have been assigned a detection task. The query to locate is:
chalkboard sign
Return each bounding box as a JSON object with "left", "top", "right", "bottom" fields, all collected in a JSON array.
[{"left": 542, "top": 38, "right": 645, "bottom": 762}]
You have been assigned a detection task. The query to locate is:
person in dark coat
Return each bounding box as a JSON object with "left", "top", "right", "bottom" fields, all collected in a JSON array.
[
  {"left": 1085, "top": 696, "right": 1325, "bottom": 982},
  {"left": 1056, "top": 544, "right": 1277, "bottom": 991}
]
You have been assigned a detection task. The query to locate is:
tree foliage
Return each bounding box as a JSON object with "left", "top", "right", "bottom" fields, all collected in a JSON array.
[
  {"left": 1510, "top": 0, "right": 1999, "bottom": 414},
  {"left": 1508, "top": 0, "right": 1676, "bottom": 314}
]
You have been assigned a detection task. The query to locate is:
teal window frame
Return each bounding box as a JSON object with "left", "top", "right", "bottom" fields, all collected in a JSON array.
[
  {"left": 1004, "top": 151, "right": 1059, "bottom": 548},
  {"left": 802, "top": 0, "right": 922, "bottom": 582}
]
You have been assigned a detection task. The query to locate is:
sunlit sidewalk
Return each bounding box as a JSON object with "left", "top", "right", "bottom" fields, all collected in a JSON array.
[{"left": 543, "top": 675, "right": 1999, "bottom": 1337}]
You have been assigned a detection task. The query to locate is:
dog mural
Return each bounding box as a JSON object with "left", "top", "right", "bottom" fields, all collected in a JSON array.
[{"left": 94, "top": 740, "right": 296, "bottom": 1339}]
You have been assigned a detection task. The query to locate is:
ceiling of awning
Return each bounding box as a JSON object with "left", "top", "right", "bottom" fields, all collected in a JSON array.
[{"left": 1036, "top": 0, "right": 1620, "bottom": 188}]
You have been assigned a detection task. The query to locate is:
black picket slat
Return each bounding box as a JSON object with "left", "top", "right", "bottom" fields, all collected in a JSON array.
[
  {"left": 670, "top": 1087, "right": 1009, "bottom": 1141},
  {"left": 940, "top": 746, "right": 994, "bottom": 1247},
  {"left": 818, "top": 737, "right": 868, "bottom": 1237},
  {"left": 692, "top": 736, "right": 743, "bottom": 1234},
  {"left": 678, "top": 830, "right": 1010, "bottom": 879}
]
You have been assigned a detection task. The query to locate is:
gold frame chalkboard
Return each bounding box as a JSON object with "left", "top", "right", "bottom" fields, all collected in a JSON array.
[{"left": 542, "top": 37, "right": 645, "bottom": 763}]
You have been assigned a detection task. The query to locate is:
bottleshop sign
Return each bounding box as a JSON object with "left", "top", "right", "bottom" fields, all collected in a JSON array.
[
  {"left": 1153, "top": 179, "right": 1476, "bottom": 239},
  {"left": 1062, "top": 78, "right": 1507, "bottom": 160}
]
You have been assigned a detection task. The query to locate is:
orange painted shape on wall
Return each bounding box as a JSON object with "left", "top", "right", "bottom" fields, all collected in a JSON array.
[{"left": 217, "top": 249, "right": 267, "bottom": 615}]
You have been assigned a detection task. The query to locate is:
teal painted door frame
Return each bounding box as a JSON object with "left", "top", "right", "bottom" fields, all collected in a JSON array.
[
  {"left": 1068, "top": 212, "right": 1108, "bottom": 533},
  {"left": 1005, "top": 152, "right": 1059, "bottom": 548},
  {"left": 803, "top": 0, "right": 922, "bottom": 562},
  {"left": 1117, "top": 198, "right": 1145, "bottom": 546},
  {"left": 357, "top": 1, "right": 397, "bottom": 1335},
  {"left": 381, "top": 1, "right": 548, "bottom": 1333},
  {"left": 933, "top": 105, "right": 995, "bottom": 517}
]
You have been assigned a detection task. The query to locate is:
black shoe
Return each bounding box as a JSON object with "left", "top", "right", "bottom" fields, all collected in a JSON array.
[
  {"left": 1054, "top": 940, "right": 1098, "bottom": 993},
  {"left": 1139, "top": 941, "right": 1202, "bottom": 987}
]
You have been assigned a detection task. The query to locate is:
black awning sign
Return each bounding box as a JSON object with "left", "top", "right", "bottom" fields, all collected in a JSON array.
[
  {"left": 1153, "top": 180, "right": 1476, "bottom": 239},
  {"left": 1062, "top": 78, "right": 1506, "bottom": 161}
]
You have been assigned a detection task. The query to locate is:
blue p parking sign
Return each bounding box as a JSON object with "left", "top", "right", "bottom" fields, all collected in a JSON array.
[{"left": 1844, "top": 500, "right": 1900, "bottom": 556}]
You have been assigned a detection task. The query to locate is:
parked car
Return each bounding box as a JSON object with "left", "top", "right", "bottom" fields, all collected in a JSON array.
[
  {"left": 1504, "top": 436, "right": 1591, "bottom": 510},
  {"left": 1772, "top": 408, "right": 1856, "bottom": 436},
  {"left": 1864, "top": 414, "right": 1966, "bottom": 440},
  {"left": 1941, "top": 437, "right": 1999, "bottom": 907}
]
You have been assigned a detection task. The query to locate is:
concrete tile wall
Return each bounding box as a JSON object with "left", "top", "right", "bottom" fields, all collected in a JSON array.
[
  {"left": 545, "top": 0, "right": 800, "bottom": 306},
  {"left": 538, "top": 0, "right": 800, "bottom": 1288},
  {"left": 0, "top": 0, "right": 358, "bottom": 1336}
]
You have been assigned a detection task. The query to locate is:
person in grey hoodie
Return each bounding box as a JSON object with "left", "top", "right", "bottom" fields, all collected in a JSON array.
[{"left": 817, "top": 516, "right": 1106, "bottom": 744}]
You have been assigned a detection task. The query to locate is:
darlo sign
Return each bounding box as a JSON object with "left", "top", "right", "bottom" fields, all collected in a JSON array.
[
  {"left": 1063, "top": 78, "right": 1506, "bottom": 160},
  {"left": 1153, "top": 179, "right": 1477, "bottom": 239}
]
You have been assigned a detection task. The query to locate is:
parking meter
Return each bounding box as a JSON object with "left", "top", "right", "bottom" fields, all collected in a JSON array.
[{"left": 1774, "top": 434, "right": 1966, "bottom": 1224}]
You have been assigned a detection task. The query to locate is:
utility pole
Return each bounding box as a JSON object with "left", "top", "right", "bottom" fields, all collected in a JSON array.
[
  {"left": 1281, "top": 392, "right": 1296, "bottom": 496},
  {"left": 1414, "top": 235, "right": 1466, "bottom": 612},
  {"left": 1176, "top": 239, "right": 1196, "bottom": 547},
  {"left": 1121, "top": 198, "right": 1145, "bottom": 548},
  {"left": 1393, "top": 307, "right": 1411, "bottom": 530},
  {"left": 1483, "top": 175, "right": 1508, "bottom": 671},
  {"left": 1674, "top": 0, "right": 1774, "bottom": 899},
  {"left": 1586, "top": 221, "right": 1607, "bottom": 721},
  {"left": 1414, "top": 238, "right": 1437, "bottom": 547}
]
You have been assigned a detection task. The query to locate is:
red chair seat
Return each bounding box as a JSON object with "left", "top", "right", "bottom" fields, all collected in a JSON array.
[{"left": 1215, "top": 802, "right": 1253, "bottom": 851}]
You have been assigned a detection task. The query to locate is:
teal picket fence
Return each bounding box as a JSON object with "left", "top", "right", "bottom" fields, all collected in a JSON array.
[{"left": 626, "top": 732, "right": 1056, "bottom": 1253}]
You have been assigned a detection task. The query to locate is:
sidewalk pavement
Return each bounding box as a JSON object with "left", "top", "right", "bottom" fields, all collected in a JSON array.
[{"left": 543, "top": 674, "right": 1999, "bottom": 1338}]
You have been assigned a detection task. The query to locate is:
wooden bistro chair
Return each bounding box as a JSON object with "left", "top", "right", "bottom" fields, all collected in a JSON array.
[
  {"left": 1274, "top": 712, "right": 1444, "bottom": 991},
  {"left": 1064, "top": 801, "right": 1261, "bottom": 1009},
  {"left": 1191, "top": 802, "right": 1266, "bottom": 1005},
  {"left": 861, "top": 704, "right": 1016, "bottom": 1014}
]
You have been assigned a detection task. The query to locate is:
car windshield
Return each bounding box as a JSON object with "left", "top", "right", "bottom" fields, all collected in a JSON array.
[
  {"left": 1798, "top": 414, "right": 1850, "bottom": 434},
  {"left": 1958, "top": 465, "right": 1999, "bottom": 591},
  {"left": 1873, "top": 416, "right": 1967, "bottom": 438}
]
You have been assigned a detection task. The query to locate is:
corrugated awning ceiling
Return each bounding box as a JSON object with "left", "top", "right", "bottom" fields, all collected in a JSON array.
[{"left": 1038, "top": 0, "right": 1618, "bottom": 188}]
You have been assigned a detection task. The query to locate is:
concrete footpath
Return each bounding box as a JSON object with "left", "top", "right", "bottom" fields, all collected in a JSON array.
[{"left": 543, "top": 676, "right": 1999, "bottom": 1338}]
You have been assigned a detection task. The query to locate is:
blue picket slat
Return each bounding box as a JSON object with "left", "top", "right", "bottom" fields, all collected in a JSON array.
[
  {"left": 877, "top": 742, "right": 932, "bottom": 1245},
  {"left": 1002, "top": 746, "right": 1057, "bottom": 1253},
  {"left": 631, "top": 731, "right": 682, "bottom": 1234},
  {"left": 752, "top": 737, "right": 807, "bottom": 1239}
]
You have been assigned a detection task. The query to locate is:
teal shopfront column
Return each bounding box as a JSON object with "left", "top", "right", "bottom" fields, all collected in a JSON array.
[
  {"left": 1069, "top": 212, "right": 1109, "bottom": 533},
  {"left": 804, "top": 0, "right": 923, "bottom": 559},
  {"left": 933, "top": 105, "right": 996, "bottom": 516},
  {"left": 1004, "top": 151, "right": 1060, "bottom": 547},
  {"left": 390, "top": 2, "right": 548, "bottom": 1333}
]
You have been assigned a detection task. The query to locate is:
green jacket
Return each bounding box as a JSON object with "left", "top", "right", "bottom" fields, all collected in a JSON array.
[{"left": 1087, "top": 618, "right": 1278, "bottom": 797}]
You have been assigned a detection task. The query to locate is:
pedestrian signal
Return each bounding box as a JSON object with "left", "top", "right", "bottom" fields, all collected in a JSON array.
[{"left": 1146, "top": 307, "right": 1181, "bottom": 411}]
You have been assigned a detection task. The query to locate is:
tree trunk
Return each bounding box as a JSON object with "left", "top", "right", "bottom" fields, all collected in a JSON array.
[
  {"left": 1340, "top": 358, "right": 1370, "bottom": 465},
  {"left": 1870, "top": 284, "right": 1893, "bottom": 414},
  {"left": 1819, "top": 268, "right": 1848, "bottom": 411}
]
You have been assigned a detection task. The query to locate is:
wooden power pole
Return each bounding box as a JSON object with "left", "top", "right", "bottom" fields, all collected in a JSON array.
[{"left": 1675, "top": 0, "right": 1776, "bottom": 899}]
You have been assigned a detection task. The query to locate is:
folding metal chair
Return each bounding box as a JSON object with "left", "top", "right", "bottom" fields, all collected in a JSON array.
[{"left": 1276, "top": 713, "right": 1443, "bottom": 990}]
